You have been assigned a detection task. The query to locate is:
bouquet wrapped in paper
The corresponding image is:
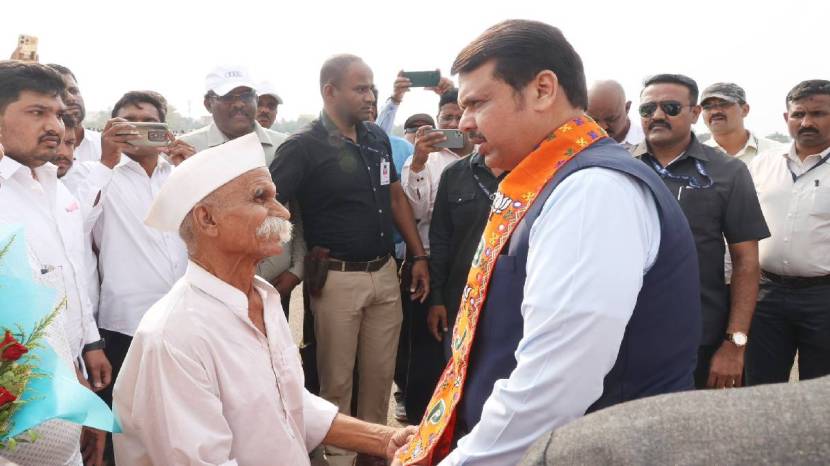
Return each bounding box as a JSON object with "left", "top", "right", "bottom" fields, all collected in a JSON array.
[{"left": 0, "top": 224, "right": 117, "bottom": 449}]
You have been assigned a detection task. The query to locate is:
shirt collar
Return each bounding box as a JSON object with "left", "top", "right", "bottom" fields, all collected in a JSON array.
[
  {"left": 121, "top": 155, "right": 172, "bottom": 177},
  {"left": 184, "top": 260, "right": 278, "bottom": 315},
  {"left": 0, "top": 155, "right": 27, "bottom": 182},
  {"left": 319, "top": 111, "right": 371, "bottom": 144},
  {"left": 633, "top": 133, "right": 709, "bottom": 163},
  {"left": 785, "top": 143, "right": 830, "bottom": 163},
  {"left": 206, "top": 122, "right": 273, "bottom": 149}
]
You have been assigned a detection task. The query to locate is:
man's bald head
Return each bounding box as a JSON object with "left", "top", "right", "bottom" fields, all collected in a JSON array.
[{"left": 587, "top": 80, "right": 632, "bottom": 142}]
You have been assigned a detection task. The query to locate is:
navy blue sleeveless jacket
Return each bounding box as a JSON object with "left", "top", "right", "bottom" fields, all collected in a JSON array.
[{"left": 457, "top": 138, "right": 701, "bottom": 433}]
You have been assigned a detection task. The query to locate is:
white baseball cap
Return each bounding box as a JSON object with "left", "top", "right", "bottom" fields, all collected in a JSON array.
[
  {"left": 205, "top": 65, "right": 257, "bottom": 97},
  {"left": 257, "top": 81, "right": 284, "bottom": 104}
]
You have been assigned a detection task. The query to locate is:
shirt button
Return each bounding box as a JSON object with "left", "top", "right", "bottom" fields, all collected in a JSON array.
[
  {"left": 378, "top": 209, "right": 383, "bottom": 214},
  {"left": 381, "top": 232, "right": 385, "bottom": 237},
  {"left": 784, "top": 260, "right": 790, "bottom": 265},
  {"left": 784, "top": 237, "right": 789, "bottom": 242},
  {"left": 373, "top": 188, "right": 377, "bottom": 192}
]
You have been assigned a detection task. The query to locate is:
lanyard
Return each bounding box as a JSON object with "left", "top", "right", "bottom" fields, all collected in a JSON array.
[
  {"left": 646, "top": 155, "right": 714, "bottom": 189},
  {"left": 789, "top": 151, "right": 830, "bottom": 182},
  {"left": 469, "top": 157, "right": 497, "bottom": 200}
]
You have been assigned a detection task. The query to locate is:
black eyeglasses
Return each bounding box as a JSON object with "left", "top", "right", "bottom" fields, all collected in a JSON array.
[
  {"left": 214, "top": 90, "right": 256, "bottom": 104},
  {"left": 638, "top": 100, "right": 691, "bottom": 118}
]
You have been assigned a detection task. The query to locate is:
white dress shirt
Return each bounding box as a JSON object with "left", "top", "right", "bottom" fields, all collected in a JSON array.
[
  {"left": 401, "top": 149, "right": 464, "bottom": 252},
  {"left": 113, "top": 261, "right": 338, "bottom": 466},
  {"left": 705, "top": 131, "right": 787, "bottom": 165},
  {"left": 440, "top": 167, "right": 661, "bottom": 466},
  {"left": 749, "top": 144, "right": 830, "bottom": 277},
  {"left": 0, "top": 157, "right": 100, "bottom": 361},
  {"left": 705, "top": 132, "right": 787, "bottom": 283},
  {"left": 86, "top": 157, "right": 188, "bottom": 336},
  {"left": 73, "top": 128, "right": 102, "bottom": 164}
]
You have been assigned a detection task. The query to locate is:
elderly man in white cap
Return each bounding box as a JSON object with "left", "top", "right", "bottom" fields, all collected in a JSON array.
[
  {"left": 112, "top": 133, "right": 415, "bottom": 465},
  {"left": 256, "top": 80, "right": 283, "bottom": 129}
]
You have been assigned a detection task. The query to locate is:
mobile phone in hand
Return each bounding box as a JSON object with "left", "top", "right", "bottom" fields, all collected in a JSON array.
[
  {"left": 426, "top": 129, "right": 465, "bottom": 149},
  {"left": 401, "top": 70, "right": 441, "bottom": 88},
  {"left": 116, "top": 122, "right": 170, "bottom": 147},
  {"left": 17, "top": 35, "right": 38, "bottom": 62}
]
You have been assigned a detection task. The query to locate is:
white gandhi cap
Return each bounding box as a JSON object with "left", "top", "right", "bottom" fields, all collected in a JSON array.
[{"left": 145, "top": 132, "right": 266, "bottom": 232}]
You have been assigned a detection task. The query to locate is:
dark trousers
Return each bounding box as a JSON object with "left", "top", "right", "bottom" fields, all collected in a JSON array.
[
  {"left": 98, "top": 328, "right": 133, "bottom": 465},
  {"left": 394, "top": 259, "right": 410, "bottom": 400},
  {"left": 397, "top": 261, "right": 445, "bottom": 424},
  {"left": 693, "top": 344, "right": 718, "bottom": 389},
  {"left": 746, "top": 279, "right": 830, "bottom": 385}
]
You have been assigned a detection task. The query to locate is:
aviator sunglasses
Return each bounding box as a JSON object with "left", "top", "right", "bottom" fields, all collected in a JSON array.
[{"left": 638, "top": 100, "right": 692, "bottom": 118}]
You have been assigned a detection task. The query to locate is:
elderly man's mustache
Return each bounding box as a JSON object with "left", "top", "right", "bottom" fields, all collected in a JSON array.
[{"left": 256, "top": 216, "right": 293, "bottom": 245}]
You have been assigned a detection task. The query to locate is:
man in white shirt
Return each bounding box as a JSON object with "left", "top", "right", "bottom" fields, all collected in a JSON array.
[
  {"left": 701, "top": 82, "right": 787, "bottom": 285},
  {"left": 46, "top": 64, "right": 102, "bottom": 165},
  {"left": 587, "top": 79, "right": 644, "bottom": 150},
  {"left": 746, "top": 80, "right": 830, "bottom": 385},
  {"left": 399, "top": 88, "right": 475, "bottom": 423},
  {"left": 0, "top": 59, "right": 110, "bottom": 466},
  {"left": 114, "top": 133, "right": 415, "bottom": 466},
  {"left": 70, "top": 90, "right": 190, "bottom": 464},
  {"left": 701, "top": 82, "right": 786, "bottom": 165},
  {"left": 180, "top": 66, "right": 304, "bottom": 307}
]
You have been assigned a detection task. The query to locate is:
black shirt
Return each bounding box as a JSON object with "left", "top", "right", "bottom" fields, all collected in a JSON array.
[
  {"left": 429, "top": 152, "right": 504, "bottom": 322},
  {"left": 632, "top": 134, "right": 770, "bottom": 345},
  {"left": 270, "top": 112, "right": 398, "bottom": 262}
]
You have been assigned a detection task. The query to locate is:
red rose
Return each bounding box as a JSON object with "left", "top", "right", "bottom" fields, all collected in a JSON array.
[
  {"left": 0, "top": 386, "right": 16, "bottom": 407},
  {"left": 1, "top": 330, "right": 28, "bottom": 362}
]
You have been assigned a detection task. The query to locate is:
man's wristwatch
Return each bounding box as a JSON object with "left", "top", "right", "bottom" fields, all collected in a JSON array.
[
  {"left": 726, "top": 332, "right": 748, "bottom": 347},
  {"left": 82, "top": 338, "right": 106, "bottom": 353}
]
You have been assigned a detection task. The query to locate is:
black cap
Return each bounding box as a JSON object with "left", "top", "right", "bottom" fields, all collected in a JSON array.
[{"left": 404, "top": 113, "right": 435, "bottom": 130}]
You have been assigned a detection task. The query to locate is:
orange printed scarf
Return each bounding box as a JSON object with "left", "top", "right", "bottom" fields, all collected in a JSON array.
[{"left": 397, "top": 116, "right": 606, "bottom": 465}]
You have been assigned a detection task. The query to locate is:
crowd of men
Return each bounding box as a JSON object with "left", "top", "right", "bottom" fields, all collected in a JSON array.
[{"left": 0, "top": 17, "right": 828, "bottom": 466}]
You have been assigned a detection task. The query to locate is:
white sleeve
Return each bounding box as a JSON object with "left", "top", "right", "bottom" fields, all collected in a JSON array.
[
  {"left": 302, "top": 390, "right": 338, "bottom": 451},
  {"left": 401, "top": 156, "right": 432, "bottom": 223},
  {"left": 440, "top": 167, "right": 660, "bottom": 466},
  {"left": 376, "top": 99, "right": 399, "bottom": 135}
]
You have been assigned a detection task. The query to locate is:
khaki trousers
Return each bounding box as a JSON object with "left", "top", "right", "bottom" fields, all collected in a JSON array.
[{"left": 311, "top": 258, "right": 402, "bottom": 463}]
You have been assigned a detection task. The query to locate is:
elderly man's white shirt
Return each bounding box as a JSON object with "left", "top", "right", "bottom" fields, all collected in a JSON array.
[{"left": 113, "top": 262, "right": 338, "bottom": 466}]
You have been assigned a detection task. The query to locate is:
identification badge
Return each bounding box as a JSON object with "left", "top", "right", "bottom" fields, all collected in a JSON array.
[{"left": 380, "top": 160, "right": 391, "bottom": 186}]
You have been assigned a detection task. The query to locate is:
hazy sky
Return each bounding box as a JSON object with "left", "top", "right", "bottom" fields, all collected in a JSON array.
[{"left": 3, "top": 0, "right": 827, "bottom": 136}]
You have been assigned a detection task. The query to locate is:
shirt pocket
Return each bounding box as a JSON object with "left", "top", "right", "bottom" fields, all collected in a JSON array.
[
  {"left": 448, "top": 190, "right": 481, "bottom": 225},
  {"left": 811, "top": 187, "right": 830, "bottom": 218}
]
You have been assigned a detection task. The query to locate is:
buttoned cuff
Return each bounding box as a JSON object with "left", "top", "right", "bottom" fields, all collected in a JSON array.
[
  {"left": 84, "top": 323, "right": 101, "bottom": 346},
  {"left": 303, "top": 390, "right": 338, "bottom": 451}
]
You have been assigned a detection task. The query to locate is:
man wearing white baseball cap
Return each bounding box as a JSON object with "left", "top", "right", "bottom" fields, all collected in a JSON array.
[
  {"left": 180, "top": 65, "right": 288, "bottom": 165},
  {"left": 113, "top": 133, "right": 416, "bottom": 466},
  {"left": 181, "top": 66, "right": 304, "bottom": 313},
  {"left": 256, "top": 80, "right": 284, "bottom": 129}
]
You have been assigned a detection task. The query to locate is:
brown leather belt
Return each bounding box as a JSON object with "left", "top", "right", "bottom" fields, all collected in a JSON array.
[
  {"left": 328, "top": 255, "right": 390, "bottom": 273},
  {"left": 762, "top": 270, "right": 830, "bottom": 288}
]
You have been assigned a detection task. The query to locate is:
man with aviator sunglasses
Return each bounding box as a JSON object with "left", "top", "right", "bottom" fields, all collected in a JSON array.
[{"left": 631, "top": 74, "right": 769, "bottom": 391}]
